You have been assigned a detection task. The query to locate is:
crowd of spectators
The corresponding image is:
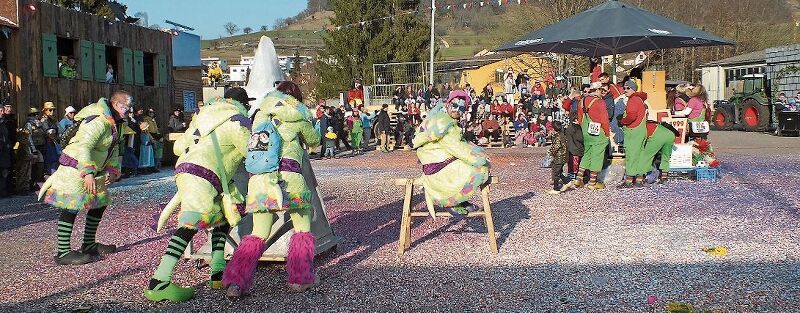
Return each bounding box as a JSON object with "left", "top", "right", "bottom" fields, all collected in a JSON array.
[{"left": 0, "top": 99, "right": 166, "bottom": 198}]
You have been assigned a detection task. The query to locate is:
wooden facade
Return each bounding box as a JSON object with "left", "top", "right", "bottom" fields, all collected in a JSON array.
[
  {"left": 173, "top": 66, "right": 202, "bottom": 112},
  {"left": 4, "top": 0, "right": 173, "bottom": 127}
]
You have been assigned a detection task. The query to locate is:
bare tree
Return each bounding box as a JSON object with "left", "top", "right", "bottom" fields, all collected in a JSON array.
[
  {"left": 224, "top": 22, "right": 240, "bottom": 36},
  {"left": 243, "top": 27, "right": 253, "bottom": 34}
]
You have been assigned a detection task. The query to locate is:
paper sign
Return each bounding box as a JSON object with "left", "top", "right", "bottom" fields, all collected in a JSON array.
[{"left": 670, "top": 118, "right": 688, "bottom": 143}]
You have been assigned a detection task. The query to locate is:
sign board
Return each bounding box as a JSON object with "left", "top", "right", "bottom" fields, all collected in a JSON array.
[
  {"left": 183, "top": 90, "right": 197, "bottom": 112},
  {"left": 669, "top": 117, "right": 688, "bottom": 144},
  {"left": 642, "top": 71, "right": 667, "bottom": 111},
  {"left": 649, "top": 109, "right": 671, "bottom": 122},
  {"left": 669, "top": 143, "right": 694, "bottom": 169}
]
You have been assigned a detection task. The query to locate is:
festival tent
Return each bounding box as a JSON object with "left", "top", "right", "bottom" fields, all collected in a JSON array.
[{"left": 496, "top": 0, "right": 733, "bottom": 57}]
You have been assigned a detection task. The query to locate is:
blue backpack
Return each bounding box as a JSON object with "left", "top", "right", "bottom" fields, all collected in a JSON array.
[{"left": 245, "top": 119, "right": 283, "bottom": 174}]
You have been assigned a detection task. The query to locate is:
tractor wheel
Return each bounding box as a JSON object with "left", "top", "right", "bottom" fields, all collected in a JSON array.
[
  {"left": 741, "top": 99, "right": 769, "bottom": 132},
  {"left": 711, "top": 109, "right": 733, "bottom": 131}
]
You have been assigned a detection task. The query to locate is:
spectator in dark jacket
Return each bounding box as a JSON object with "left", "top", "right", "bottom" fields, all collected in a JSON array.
[
  {"left": 0, "top": 108, "right": 12, "bottom": 197},
  {"left": 375, "top": 104, "right": 391, "bottom": 152},
  {"left": 331, "top": 107, "right": 351, "bottom": 151},
  {"left": 547, "top": 121, "right": 569, "bottom": 194},
  {"left": 316, "top": 107, "right": 330, "bottom": 159},
  {"left": 167, "top": 108, "right": 186, "bottom": 133},
  {"left": 564, "top": 111, "right": 583, "bottom": 181}
]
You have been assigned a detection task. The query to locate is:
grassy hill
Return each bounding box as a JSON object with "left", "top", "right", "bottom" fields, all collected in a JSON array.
[{"left": 203, "top": 1, "right": 800, "bottom": 66}]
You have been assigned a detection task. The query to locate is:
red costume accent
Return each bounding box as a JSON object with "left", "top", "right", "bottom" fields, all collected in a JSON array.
[
  {"left": 608, "top": 83, "right": 623, "bottom": 99},
  {"left": 646, "top": 121, "right": 658, "bottom": 137},
  {"left": 621, "top": 92, "right": 647, "bottom": 128},
  {"left": 591, "top": 65, "right": 602, "bottom": 82},
  {"left": 347, "top": 88, "right": 364, "bottom": 104},
  {"left": 578, "top": 95, "right": 610, "bottom": 137}
]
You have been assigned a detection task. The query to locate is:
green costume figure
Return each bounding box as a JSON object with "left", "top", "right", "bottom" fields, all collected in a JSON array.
[
  {"left": 224, "top": 82, "right": 322, "bottom": 297},
  {"left": 640, "top": 121, "right": 678, "bottom": 184},
  {"left": 619, "top": 80, "right": 649, "bottom": 188},
  {"left": 348, "top": 109, "right": 363, "bottom": 153},
  {"left": 39, "top": 93, "right": 127, "bottom": 265},
  {"left": 570, "top": 83, "right": 609, "bottom": 190},
  {"left": 412, "top": 90, "right": 489, "bottom": 215},
  {"left": 146, "top": 89, "right": 252, "bottom": 303}
]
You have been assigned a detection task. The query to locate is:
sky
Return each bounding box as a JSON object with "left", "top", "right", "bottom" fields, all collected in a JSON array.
[{"left": 120, "top": 0, "right": 307, "bottom": 39}]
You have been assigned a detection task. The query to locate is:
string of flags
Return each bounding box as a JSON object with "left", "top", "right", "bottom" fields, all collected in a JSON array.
[
  {"left": 438, "top": 0, "right": 531, "bottom": 10},
  {"left": 313, "top": 10, "right": 418, "bottom": 33},
  {"left": 311, "top": 0, "right": 533, "bottom": 34}
]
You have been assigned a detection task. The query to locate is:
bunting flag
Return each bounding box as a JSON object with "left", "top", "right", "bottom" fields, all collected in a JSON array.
[
  {"left": 434, "top": 0, "right": 530, "bottom": 10},
  {"left": 313, "top": 10, "right": 417, "bottom": 33},
  {"left": 312, "top": 0, "right": 533, "bottom": 34}
]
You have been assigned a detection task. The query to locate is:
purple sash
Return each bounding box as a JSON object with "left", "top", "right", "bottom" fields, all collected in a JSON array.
[{"left": 421, "top": 157, "right": 456, "bottom": 175}]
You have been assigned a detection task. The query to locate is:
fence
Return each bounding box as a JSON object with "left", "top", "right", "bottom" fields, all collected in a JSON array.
[{"left": 371, "top": 62, "right": 427, "bottom": 105}]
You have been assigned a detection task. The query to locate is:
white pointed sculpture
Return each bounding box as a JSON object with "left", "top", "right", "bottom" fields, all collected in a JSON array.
[{"left": 244, "top": 36, "right": 284, "bottom": 116}]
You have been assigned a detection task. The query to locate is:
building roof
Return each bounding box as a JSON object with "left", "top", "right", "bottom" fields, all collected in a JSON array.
[
  {"left": 435, "top": 51, "right": 528, "bottom": 73},
  {"left": 701, "top": 50, "right": 765, "bottom": 67},
  {"left": 0, "top": 15, "right": 17, "bottom": 28}
]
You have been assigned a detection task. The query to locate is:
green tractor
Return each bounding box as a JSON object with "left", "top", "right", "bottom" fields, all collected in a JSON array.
[{"left": 712, "top": 74, "right": 774, "bottom": 132}]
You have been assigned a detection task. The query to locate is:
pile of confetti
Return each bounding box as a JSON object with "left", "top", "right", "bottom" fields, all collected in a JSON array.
[{"left": 0, "top": 132, "right": 798, "bottom": 312}]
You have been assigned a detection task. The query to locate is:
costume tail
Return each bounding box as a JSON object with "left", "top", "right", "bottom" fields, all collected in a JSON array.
[
  {"left": 156, "top": 194, "right": 181, "bottom": 232},
  {"left": 37, "top": 177, "right": 53, "bottom": 201}
]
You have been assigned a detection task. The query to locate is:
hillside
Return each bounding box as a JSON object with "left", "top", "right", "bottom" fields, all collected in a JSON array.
[{"left": 202, "top": 0, "right": 800, "bottom": 67}]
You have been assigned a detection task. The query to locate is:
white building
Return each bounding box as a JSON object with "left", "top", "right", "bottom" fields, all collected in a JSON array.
[
  {"left": 201, "top": 57, "right": 228, "bottom": 71},
  {"left": 698, "top": 50, "right": 765, "bottom": 103},
  {"left": 228, "top": 64, "right": 250, "bottom": 83}
]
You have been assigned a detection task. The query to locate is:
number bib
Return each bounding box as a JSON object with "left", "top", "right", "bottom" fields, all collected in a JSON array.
[{"left": 587, "top": 121, "right": 602, "bottom": 136}]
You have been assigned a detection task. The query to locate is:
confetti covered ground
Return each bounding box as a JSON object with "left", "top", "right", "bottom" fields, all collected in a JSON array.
[{"left": 1, "top": 131, "right": 799, "bottom": 312}]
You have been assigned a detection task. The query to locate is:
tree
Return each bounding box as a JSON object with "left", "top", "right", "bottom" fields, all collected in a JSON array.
[
  {"left": 260, "top": 25, "right": 268, "bottom": 32},
  {"left": 243, "top": 27, "right": 253, "bottom": 34},
  {"left": 316, "top": 0, "right": 430, "bottom": 98},
  {"left": 291, "top": 51, "right": 302, "bottom": 80},
  {"left": 43, "top": 0, "right": 115, "bottom": 18},
  {"left": 273, "top": 17, "right": 288, "bottom": 29},
  {"left": 224, "top": 22, "right": 240, "bottom": 36}
]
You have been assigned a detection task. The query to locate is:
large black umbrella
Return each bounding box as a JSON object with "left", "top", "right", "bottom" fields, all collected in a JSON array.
[{"left": 496, "top": 0, "right": 733, "bottom": 57}]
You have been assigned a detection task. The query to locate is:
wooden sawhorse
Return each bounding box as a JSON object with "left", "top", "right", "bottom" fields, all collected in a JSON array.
[{"left": 394, "top": 176, "right": 499, "bottom": 255}]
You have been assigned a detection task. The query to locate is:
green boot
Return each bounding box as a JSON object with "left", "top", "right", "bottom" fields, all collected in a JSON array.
[{"left": 144, "top": 282, "right": 195, "bottom": 303}]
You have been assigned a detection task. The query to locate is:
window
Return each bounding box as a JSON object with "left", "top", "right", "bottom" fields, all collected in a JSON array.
[
  {"left": 56, "top": 37, "right": 78, "bottom": 79},
  {"left": 104, "top": 46, "right": 121, "bottom": 84},
  {"left": 495, "top": 69, "right": 505, "bottom": 84},
  {"left": 143, "top": 52, "right": 156, "bottom": 86}
]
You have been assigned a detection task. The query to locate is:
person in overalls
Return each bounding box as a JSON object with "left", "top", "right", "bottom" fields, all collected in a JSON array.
[
  {"left": 567, "top": 82, "right": 609, "bottom": 190},
  {"left": 618, "top": 80, "right": 648, "bottom": 188}
]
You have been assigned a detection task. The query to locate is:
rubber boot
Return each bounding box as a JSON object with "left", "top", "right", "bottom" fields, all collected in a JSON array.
[
  {"left": 287, "top": 232, "right": 318, "bottom": 292},
  {"left": 54, "top": 250, "right": 94, "bottom": 265},
  {"left": 81, "top": 243, "right": 117, "bottom": 256},
  {"left": 144, "top": 282, "right": 195, "bottom": 303},
  {"left": 587, "top": 182, "right": 606, "bottom": 190},
  {"left": 222, "top": 235, "right": 266, "bottom": 297}
]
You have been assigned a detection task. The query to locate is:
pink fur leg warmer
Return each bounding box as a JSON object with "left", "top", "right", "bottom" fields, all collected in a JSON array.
[
  {"left": 222, "top": 235, "right": 265, "bottom": 292},
  {"left": 287, "top": 232, "right": 316, "bottom": 285}
]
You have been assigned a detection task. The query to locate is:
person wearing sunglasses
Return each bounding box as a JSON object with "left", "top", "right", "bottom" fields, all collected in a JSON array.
[{"left": 617, "top": 80, "right": 648, "bottom": 188}]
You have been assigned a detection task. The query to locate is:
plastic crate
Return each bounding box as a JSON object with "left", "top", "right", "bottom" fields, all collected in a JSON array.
[{"left": 695, "top": 167, "right": 719, "bottom": 182}]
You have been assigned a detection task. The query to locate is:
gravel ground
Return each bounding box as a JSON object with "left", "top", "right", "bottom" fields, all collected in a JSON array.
[{"left": 0, "top": 131, "right": 798, "bottom": 312}]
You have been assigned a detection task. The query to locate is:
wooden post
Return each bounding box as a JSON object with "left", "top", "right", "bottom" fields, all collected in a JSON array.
[
  {"left": 481, "top": 181, "right": 498, "bottom": 254},
  {"left": 397, "top": 179, "right": 413, "bottom": 255}
]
